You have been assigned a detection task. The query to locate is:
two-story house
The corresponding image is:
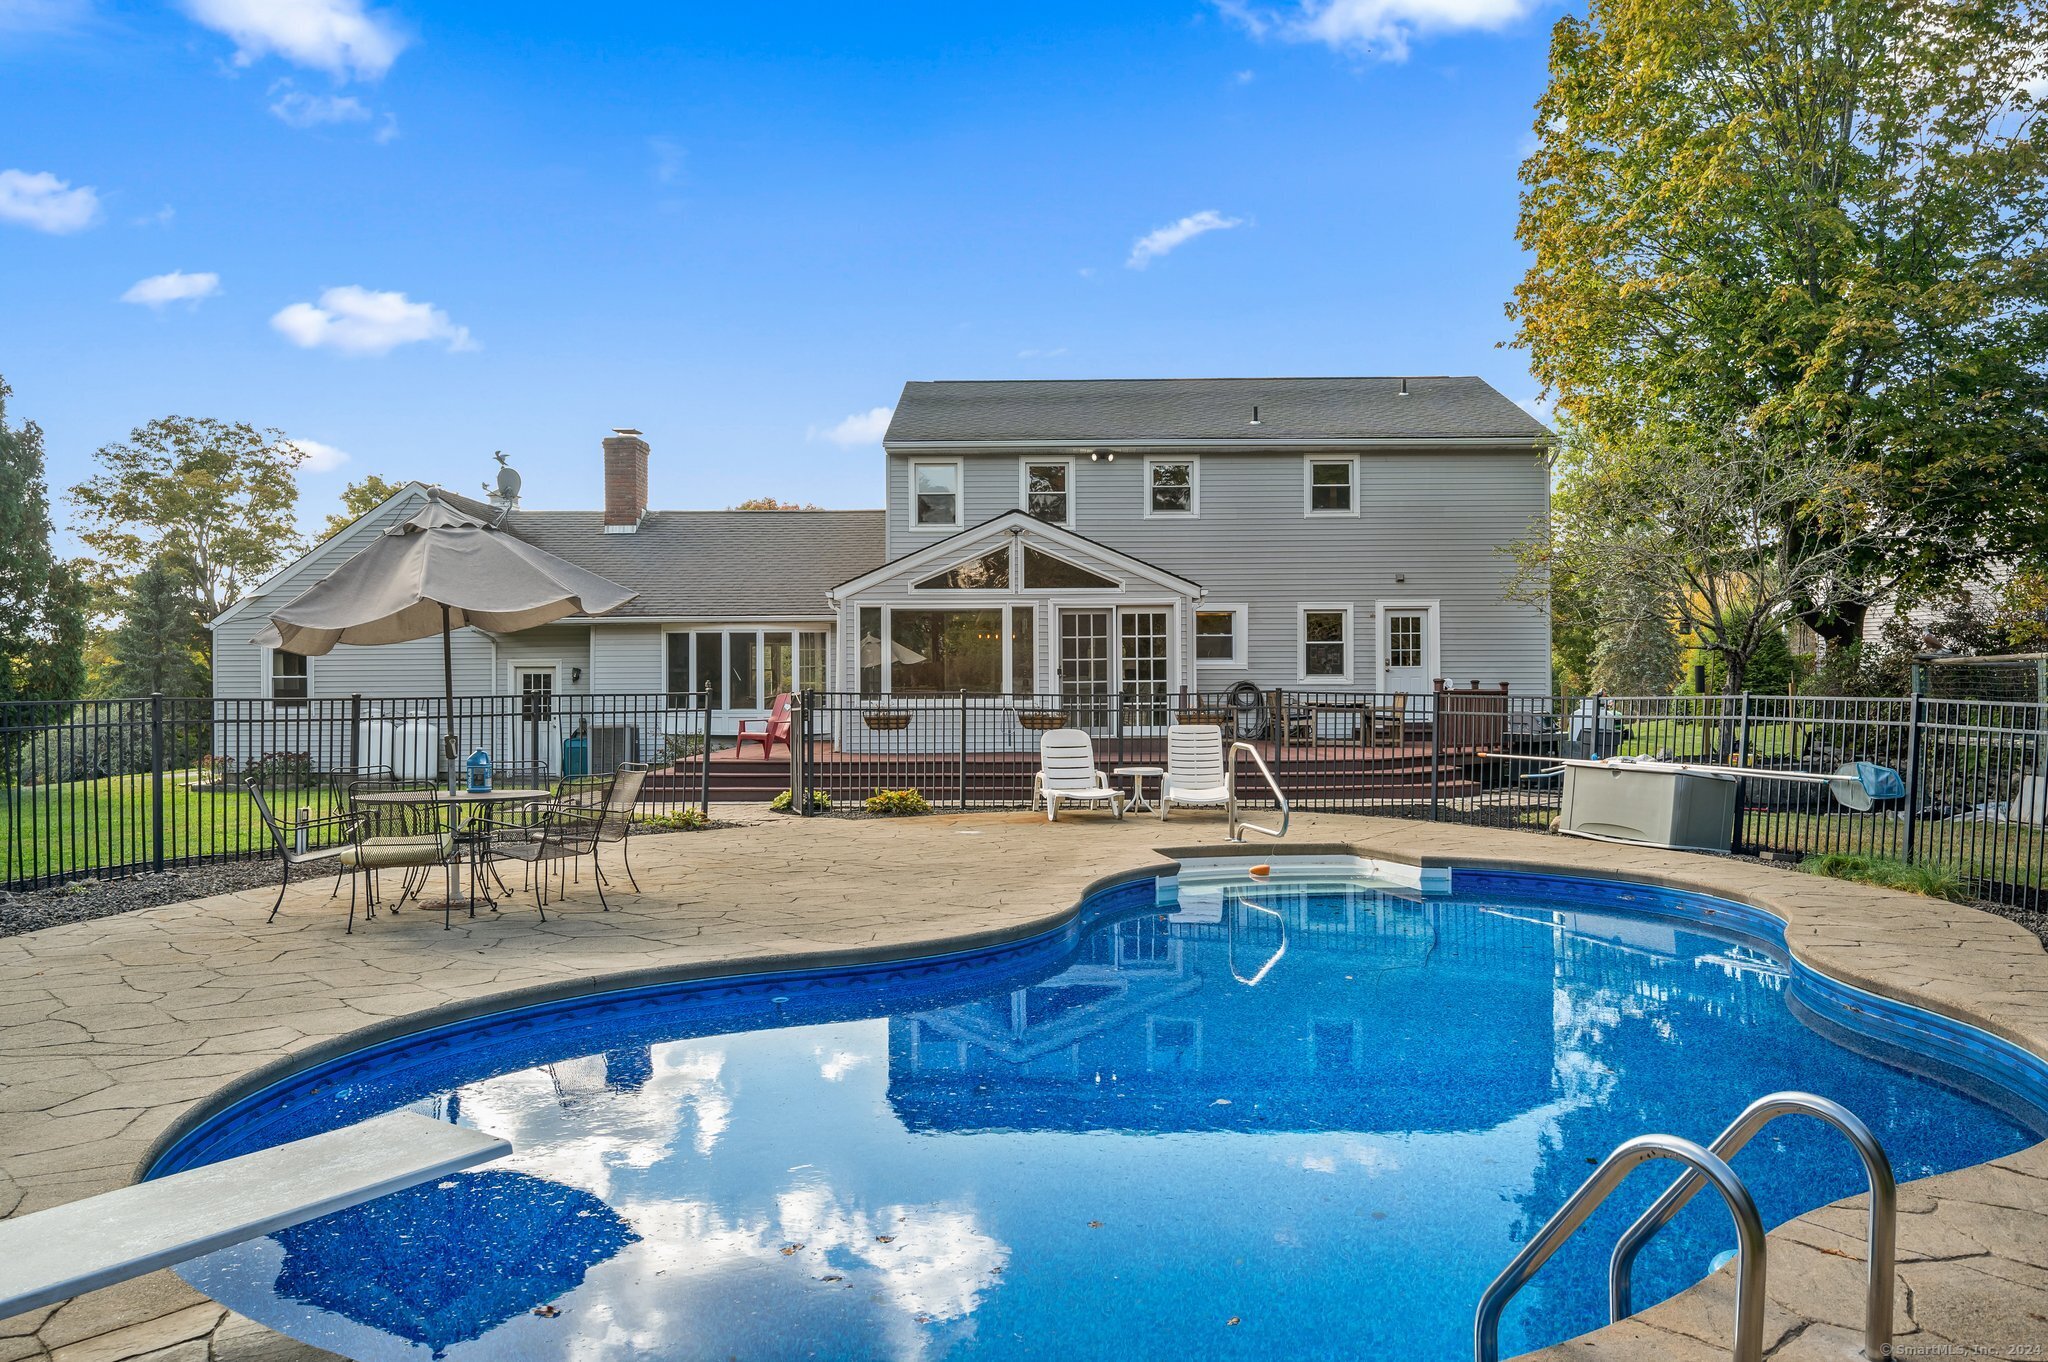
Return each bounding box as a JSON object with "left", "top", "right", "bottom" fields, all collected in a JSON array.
[
  {"left": 830, "top": 377, "right": 1552, "bottom": 715},
  {"left": 211, "top": 376, "right": 1551, "bottom": 736}
]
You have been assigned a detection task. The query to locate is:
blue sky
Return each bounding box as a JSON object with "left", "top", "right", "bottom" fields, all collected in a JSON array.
[{"left": 1, "top": 0, "right": 1560, "bottom": 543}]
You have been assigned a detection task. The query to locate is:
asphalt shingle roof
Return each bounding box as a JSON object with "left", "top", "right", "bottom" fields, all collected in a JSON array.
[
  {"left": 468, "top": 503, "right": 885, "bottom": 619},
  {"left": 885, "top": 377, "right": 1551, "bottom": 444}
]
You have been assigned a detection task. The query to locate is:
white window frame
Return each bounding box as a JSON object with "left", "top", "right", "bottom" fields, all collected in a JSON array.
[
  {"left": 1192, "top": 603, "right": 1246, "bottom": 670},
  {"left": 1304, "top": 454, "right": 1359, "bottom": 517},
  {"left": 1297, "top": 602, "right": 1355, "bottom": 685},
  {"left": 1143, "top": 456, "right": 1199, "bottom": 519},
  {"left": 1019, "top": 456, "right": 1075, "bottom": 528},
  {"left": 870, "top": 602, "right": 1026, "bottom": 696},
  {"left": 264, "top": 646, "right": 312, "bottom": 705},
  {"left": 907, "top": 458, "right": 964, "bottom": 531}
]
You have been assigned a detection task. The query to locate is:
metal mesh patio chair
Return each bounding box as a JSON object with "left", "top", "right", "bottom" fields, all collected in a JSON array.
[
  {"left": 344, "top": 774, "right": 457, "bottom": 911},
  {"left": 245, "top": 777, "right": 369, "bottom": 932}
]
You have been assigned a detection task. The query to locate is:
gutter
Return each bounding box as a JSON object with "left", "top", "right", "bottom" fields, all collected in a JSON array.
[{"left": 882, "top": 436, "right": 1554, "bottom": 452}]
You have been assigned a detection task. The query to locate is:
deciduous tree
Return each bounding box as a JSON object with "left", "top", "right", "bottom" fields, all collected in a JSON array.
[
  {"left": 69, "top": 416, "right": 305, "bottom": 634},
  {"left": 1513, "top": 0, "right": 2048, "bottom": 631},
  {"left": 318, "top": 473, "right": 405, "bottom": 541}
]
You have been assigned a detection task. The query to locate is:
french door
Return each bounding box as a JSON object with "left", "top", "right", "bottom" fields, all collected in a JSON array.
[{"left": 1059, "top": 607, "right": 1170, "bottom": 732}]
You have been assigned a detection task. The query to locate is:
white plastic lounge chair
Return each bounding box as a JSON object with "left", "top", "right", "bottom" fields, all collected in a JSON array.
[
  {"left": 1158, "top": 724, "right": 1232, "bottom": 821},
  {"left": 1034, "top": 728, "right": 1126, "bottom": 822}
]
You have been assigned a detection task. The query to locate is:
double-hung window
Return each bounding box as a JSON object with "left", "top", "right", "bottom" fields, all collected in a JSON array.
[
  {"left": 1146, "top": 458, "right": 1197, "bottom": 517},
  {"left": 1023, "top": 460, "right": 1072, "bottom": 526},
  {"left": 911, "top": 460, "right": 961, "bottom": 529},
  {"left": 269, "top": 650, "right": 309, "bottom": 706},
  {"left": 1306, "top": 456, "right": 1357, "bottom": 515},
  {"left": 1194, "top": 607, "right": 1243, "bottom": 668},
  {"left": 1300, "top": 606, "right": 1352, "bottom": 683}
]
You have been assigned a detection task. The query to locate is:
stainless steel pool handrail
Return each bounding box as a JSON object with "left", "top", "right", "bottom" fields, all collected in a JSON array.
[
  {"left": 1473, "top": 1134, "right": 1766, "bottom": 1362},
  {"left": 1226, "top": 741, "right": 1289, "bottom": 842},
  {"left": 1609, "top": 1092, "right": 1895, "bottom": 1359}
]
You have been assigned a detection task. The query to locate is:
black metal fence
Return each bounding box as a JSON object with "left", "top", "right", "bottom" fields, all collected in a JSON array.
[
  {"left": 9, "top": 684, "right": 2045, "bottom": 908},
  {"left": 787, "top": 687, "right": 2048, "bottom": 908},
  {"left": 1, "top": 691, "right": 712, "bottom": 891}
]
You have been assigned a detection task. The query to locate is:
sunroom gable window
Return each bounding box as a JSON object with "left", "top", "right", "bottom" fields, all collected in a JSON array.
[
  {"left": 914, "top": 545, "right": 1011, "bottom": 591},
  {"left": 1021, "top": 545, "right": 1116, "bottom": 590}
]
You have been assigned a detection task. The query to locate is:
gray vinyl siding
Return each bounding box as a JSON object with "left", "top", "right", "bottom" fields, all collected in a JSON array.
[
  {"left": 493, "top": 625, "right": 593, "bottom": 695},
  {"left": 589, "top": 624, "right": 667, "bottom": 693},
  {"left": 883, "top": 446, "right": 1550, "bottom": 694}
]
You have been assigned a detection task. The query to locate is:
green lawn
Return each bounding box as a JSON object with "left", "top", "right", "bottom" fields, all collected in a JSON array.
[{"left": 2, "top": 771, "right": 347, "bottom": 886}]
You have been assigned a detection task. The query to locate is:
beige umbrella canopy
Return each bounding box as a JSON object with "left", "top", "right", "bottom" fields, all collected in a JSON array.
[{"left": 255, "top": 498, "right": 637, "bottom": 777}]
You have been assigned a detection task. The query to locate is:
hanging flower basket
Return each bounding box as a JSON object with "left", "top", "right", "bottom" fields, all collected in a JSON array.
[
  {"left": 862, "top": 709, "right": 914, "bottom": 732},
  {"left": 1015, "top": 709, "right": 1068, "bottom": 731}
]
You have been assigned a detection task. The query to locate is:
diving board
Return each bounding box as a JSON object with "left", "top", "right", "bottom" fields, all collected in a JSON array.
[{"left": 0, "top": 1112, "right": 511, "bottom": 1319}]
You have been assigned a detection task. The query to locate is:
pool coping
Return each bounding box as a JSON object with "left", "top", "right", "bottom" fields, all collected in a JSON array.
[{"left": 5, "top": 814, "right": 2047, "bottom": 1361}]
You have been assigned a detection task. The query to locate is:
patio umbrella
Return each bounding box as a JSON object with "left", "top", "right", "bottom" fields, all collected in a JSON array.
[
  {"left": 254, "top": 498, "right": 636, "bottom": 783},
  {"left": 269, "top": 1166, "right": 639, "bottom": 1357}
]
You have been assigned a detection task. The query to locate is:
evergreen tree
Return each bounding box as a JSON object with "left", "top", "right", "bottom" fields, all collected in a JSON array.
[
  {"left": 98, "top": 557, "right": 210, "bottom": 697},
  {"left": 0, "top": 377, "right": 87, "bottom": 716}
]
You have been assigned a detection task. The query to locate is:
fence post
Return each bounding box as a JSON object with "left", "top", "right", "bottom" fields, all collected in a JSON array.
[
  {"left": 957, "top": 689, "right": 968, "bottom": 811},
  {"left": 1429, "top": 693, "right": 1443, "bottom": 821},
  {"left": 1903, "top": 689, "right": 1925, "bottom": 865},
  {"left": 348, "top": 692, "right": 363, "bottom": 775},
  {"left": 700, "top": 690, "right": 714, "bottom": 814},
  {"left": 149, "top": 693, "right": 166, "bottom": 874},
  {"left": 1737, "top": 691, "right": 1753, "bottom": 767},
  {"left": 789, "top": 691, "right": 809, "bottom": 815}
]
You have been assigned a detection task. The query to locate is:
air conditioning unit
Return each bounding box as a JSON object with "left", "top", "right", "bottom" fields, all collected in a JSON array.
[{"left": 588, "top": 724, "right": 641, "bottom": 774}]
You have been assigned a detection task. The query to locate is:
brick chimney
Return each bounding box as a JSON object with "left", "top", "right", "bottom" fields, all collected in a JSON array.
[{"left": 602, "top": 428, "right": 649, "bottom": 532}]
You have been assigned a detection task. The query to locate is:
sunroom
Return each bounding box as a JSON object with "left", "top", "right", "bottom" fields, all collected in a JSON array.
[{"left": 826, "top": 512, "right": 1205, "bottom": 749}]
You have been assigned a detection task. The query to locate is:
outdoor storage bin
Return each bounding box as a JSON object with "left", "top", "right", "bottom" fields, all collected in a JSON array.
[{"left": 1561, "top": 761, "right": 1739, "bottom": 852}]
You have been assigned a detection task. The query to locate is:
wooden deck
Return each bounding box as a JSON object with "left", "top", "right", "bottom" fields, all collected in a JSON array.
[{"left": 671, "top": 737, "right": 1495, "bottom": 804}]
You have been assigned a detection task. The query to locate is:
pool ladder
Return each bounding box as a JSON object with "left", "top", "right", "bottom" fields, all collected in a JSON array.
[
  {"left": 1473, "top": 1092, "right": 1896, "bottom": 1362},
  {"left": 1225, "top": 741, "right": 1289, "bottom": 842}
]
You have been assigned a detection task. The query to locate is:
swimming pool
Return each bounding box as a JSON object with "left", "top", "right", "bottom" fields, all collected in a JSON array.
[{"left": 153, "top": 865, "right": 2048, "bottom": 1361}]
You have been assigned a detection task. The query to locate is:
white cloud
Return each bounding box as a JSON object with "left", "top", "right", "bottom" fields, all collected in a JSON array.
[
  {"left": 1126, "top": 209, "right": 1244, "bottom": 269},
  {"left": 1215, "top": 0, "right": 1538, "bottom": 61},
  {"left": 0, "top": 168, "right": 100, "bottom": 234},
  {"left": 181, "top": 0, "right": 406, "bottom": 81},
  {"left": 285, "top": 437, "right": 351, "bottom": 471},
  {"left": 1233, "top": 68, "right": 1256, "bottom": 83},
  {"left": 268, "top": 84, "right": 371, "bottom": 127},
  {"left": 271, "top": 285, "right": 475, "bottom": 356},
  {"left": 132, "top": 204, "right": 176, "bottom": 227},
  {"left": 810, "top": 406, "right": 894, "bottom": 446},
  {"left": 120, "top": 270, "right": 221, "bottom": 307},
  {"left": 1018, "top": 346, "right": 1069, "bottom": 359}
]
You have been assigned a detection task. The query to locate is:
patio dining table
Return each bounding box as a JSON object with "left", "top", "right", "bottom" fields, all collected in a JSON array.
[{"left": 354, "top": 787, "right": 554, "bottom": 922}]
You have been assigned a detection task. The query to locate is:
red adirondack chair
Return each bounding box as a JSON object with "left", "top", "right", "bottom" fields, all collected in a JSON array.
[{"left": 736, "top": 692, "right": 793, "bottom": 759}]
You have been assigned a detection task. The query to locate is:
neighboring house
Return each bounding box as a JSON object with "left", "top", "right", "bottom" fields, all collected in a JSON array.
[{"left": 213, "top": 377, "right": 1552, "bottom": 737}]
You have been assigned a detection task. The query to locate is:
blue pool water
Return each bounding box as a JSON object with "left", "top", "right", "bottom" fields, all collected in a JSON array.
[{"left": 157, "top": 868, "right": 2048, "bottom": 1362}]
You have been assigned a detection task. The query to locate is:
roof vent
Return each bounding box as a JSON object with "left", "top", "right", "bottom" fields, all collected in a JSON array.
[
  {"left": 1398, "top": 378, "right": 1409, "bottom": 397},
  {"left": 1250, "top": 405, "right": 1261, "bottom": 425}
]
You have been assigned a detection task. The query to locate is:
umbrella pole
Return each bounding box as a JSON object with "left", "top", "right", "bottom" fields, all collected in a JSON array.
[{"left": 442, "top": 604, "right": 459, "bottom": 794}]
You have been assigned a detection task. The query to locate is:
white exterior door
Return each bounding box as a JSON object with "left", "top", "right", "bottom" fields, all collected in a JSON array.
[
  {"left": 511, "top": 666, "right": 559, "bottom": 768},
  {"left": 1380, "top": 608, "right": 1434, "bottom": 697},
  {"left": 1058, "top": 609, "right": 1113, "bottom": 730},
  {"left": 1119, "top": 608, "right": 1170, "bottom": 729}
]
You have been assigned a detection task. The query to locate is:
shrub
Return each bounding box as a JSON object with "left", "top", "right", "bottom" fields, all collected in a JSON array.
[
  {"left": 658, "top": 732, "right": 707, "bottom": 765},
  {"left": 1799, "top": 852, "right": 1971, "bottom": 903},
  {"left": 245, "top": 750, "right": 317, "bottom": 787},
  {"left": 864, "top": 787, "right": 932, "bottom": 816},
  {"left": 769, "top": 788, "right": 831, "bottom": 813},
  {"left": 636, "top": 807, "right": 709, "bottom": 831}
]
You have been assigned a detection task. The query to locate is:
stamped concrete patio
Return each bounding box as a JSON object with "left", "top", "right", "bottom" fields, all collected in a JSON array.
[{"left": 2, "top": 811, "right": 2046, "bottom": 1362}]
